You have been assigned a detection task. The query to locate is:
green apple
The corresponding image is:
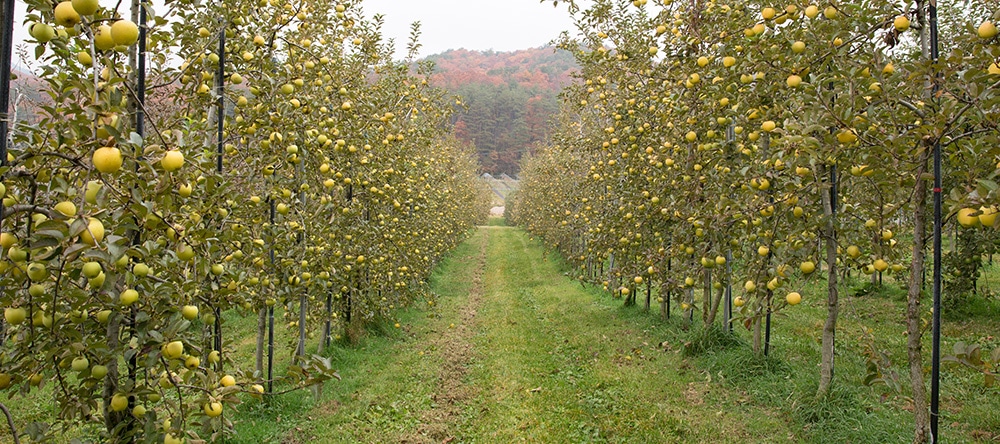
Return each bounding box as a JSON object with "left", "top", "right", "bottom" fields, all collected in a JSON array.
[
  {"left": 71, "top": 356, "right": 90, "bottom": 372},
  {"left": 82, "top": 261, "right": 103, "bottom": 278},
  {"left": 4, "top": 307, "right": 27, "bottom": 325},
  {"left": 133, "top": 262, "right": 150, "bottom": 277},
  {"left": 119, "top": 289, "right": 139, "bottom": 306},
  {"left": 26, "top": 262, "right": 49, "bottom": 282},
  {"left": 91, "top": 364, "right": 108, "bottom": 379},
  {"left": 28, "top": 284, "right": 45, "bottom": 297},
  {"left": 29, "top": 22, "right": 56, "bottom": 42},
  {"left": 85, "top": 180, "right": 102, "bottom": 204},
  {"left": 89, "top": 271, "right": 106, "bottom": 288}
]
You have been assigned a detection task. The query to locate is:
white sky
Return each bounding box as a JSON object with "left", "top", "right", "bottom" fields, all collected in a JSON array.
[
  {"left": 9, "top": 0, "right": 582, "bottom": 66},
  {"left": 361, "top": 0, "right": 580, "bottom": 57}
]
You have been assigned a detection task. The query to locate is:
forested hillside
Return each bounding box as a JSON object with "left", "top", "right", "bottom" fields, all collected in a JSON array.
[{"left": 424, "top": 47, "right": 577, "bottom": 175}]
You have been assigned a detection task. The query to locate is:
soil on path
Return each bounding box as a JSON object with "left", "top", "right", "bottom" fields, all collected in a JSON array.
[{"left": 407, "top": 229, "right": 489, "bottom": 442}]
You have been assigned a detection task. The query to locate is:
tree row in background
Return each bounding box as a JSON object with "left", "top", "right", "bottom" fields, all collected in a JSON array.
[
  {"left": 0, "top": 0, "right": 489, "bottom": 442},
  {"left": 510, "top": 0, "right": 1000, "bottom": 442}
]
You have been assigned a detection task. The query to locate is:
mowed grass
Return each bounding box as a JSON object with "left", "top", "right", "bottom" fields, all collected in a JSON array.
[
  {"left": 7, "top": 225, "right": 999, "bottom": 443},
  {"left": 229, "top": 224, "right": 800, "bottom": 443},
  {"left": 458, "top": 226, "right": 794, "bottom": 443}
]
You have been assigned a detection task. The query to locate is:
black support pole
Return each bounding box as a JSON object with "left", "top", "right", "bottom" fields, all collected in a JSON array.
[
  {"left": 267, "top": 199, "right": 275, "bottom": 395},
  {"left": 215, "top": 19, "right": 225, "bottom": 173},
  {"left": 0, "top": 0, "right": 11, "bottom": 348},
  {"left": 0, "top": 0, "right": 14, "bottom": 174},
  {"left": 929, "top": 0, "right": 942, "bottom": 439},
  {"left": 213, "top": 9, "right": 226, "bottom": 373}
]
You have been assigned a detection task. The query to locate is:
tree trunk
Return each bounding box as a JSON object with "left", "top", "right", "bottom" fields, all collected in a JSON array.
[
  {"left": 644, "top": 280, "right": 651, "bottom": 311},
  {"left": 660, "top": 283, "right": 668, "bottom": 320},
  {"left": 907, "top": 151, "right": 931, "bottom": 443},
  {"left": 701, "top": 268, "right": 711, "bottom": 325},
  {"left": 817, "top": 164, "right": 839, "bottom": 399},
  {"left": 706, "top": 282, "right": 723, "bottom": 326},
  {"left": 102, "top": 315, "right": 128, "bottom": 442},
  {"left": 296, "top": 295, "right": 307, "bottom": 357}
]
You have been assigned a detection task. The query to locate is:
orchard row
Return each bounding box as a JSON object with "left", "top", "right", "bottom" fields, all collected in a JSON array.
[
  {"left": 1, "top": 0, "right": 488, "bottom": 442},
  {"left": 509, "top": 1, "right": 1000, "bottom": 442}
]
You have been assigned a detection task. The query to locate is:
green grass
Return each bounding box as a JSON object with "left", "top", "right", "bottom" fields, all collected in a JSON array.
[
  {"left": 484, "top": 216, "right": 508, "bottom": 226},
  {"left": 236, "top": 228, "right": 1000, "bottom": 443},
  {"left": 8, "top": 228, "right": 999, "bottom": 442}
]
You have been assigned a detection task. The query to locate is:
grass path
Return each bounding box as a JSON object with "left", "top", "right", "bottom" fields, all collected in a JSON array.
[{"left": 257, "top": 226, "right": 796, "bottom": 443}]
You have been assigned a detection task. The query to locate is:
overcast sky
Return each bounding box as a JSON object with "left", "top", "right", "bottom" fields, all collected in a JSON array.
[
  {"left": 9, "top": 0, "right": 582, "bottom": 66},
  {"left": 362, "top": 0, "right": 580, "bottom": 57}
]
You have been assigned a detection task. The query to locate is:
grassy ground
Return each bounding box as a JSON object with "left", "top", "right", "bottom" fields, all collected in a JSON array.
[{"left": 7, "top": 222, "right": 999, "bottom": 442}]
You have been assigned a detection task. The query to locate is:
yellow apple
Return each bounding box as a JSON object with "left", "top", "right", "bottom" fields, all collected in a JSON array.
[
  {"left": 160, "top": 150, "right": 184, "bottom": 172},
  {"left": 110, "top": 393, "right": 129, "bottom": 412},
  {"left": 836, "top": 130, "right": 857, "bottom": 144},
  {"left": 93, "top": 146, "right": 123, "bottom": 173},
  {"left": 786, "top": 292, "right": 802, "bottom": 305},
  {"left": 94, "top": 24, "right": 115, "bottom": 50},
  {"left": 893, "top": 15, "right": 909, "bottom": 32},
  {"left": 54, "top": 2, "right": 81, "bottom": 27},
  {"left": 957, "top": 208, "right": 980, "bottom": 228},
  {"left": 800, "top": 261, "right": 816, "bottom": 274},
  {"left": 805, "top": 5, "right": 819, "bottom": 19},
  {"left": 163, "top": 341, "right": 184, "bottom": 359},
  {"left": 71, "top": 0, "right": 99, "bottom": 15},
  {"left": 54, "top": 200, "right": 77, "bottom": 217},
  {"left": 978, "top": 206, "right": 998, "bottom": 227},
  {"left": 80, "top": 217, "right": 105, "bottom": 245},
  {"left": 181, "top": 305, "right": 199, "bottom": 320},
  {"left": 110, "top": 20, "right": 139, "bottom": 46},
  {"left": 978, "top": 21, "right": 998, "bottom": 39},
  {"left": 874, "top": 259, "right": 889, "bottom": 272}
]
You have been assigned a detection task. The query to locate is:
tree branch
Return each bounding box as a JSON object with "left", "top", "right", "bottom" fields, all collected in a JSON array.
[{"left": 0, "top": 402, "right": 19, "bottom": 444}]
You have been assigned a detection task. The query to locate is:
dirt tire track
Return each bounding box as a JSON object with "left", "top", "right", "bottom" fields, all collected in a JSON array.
[{"left": 404, "top": 229, "right": 489, "bottom": 443}]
